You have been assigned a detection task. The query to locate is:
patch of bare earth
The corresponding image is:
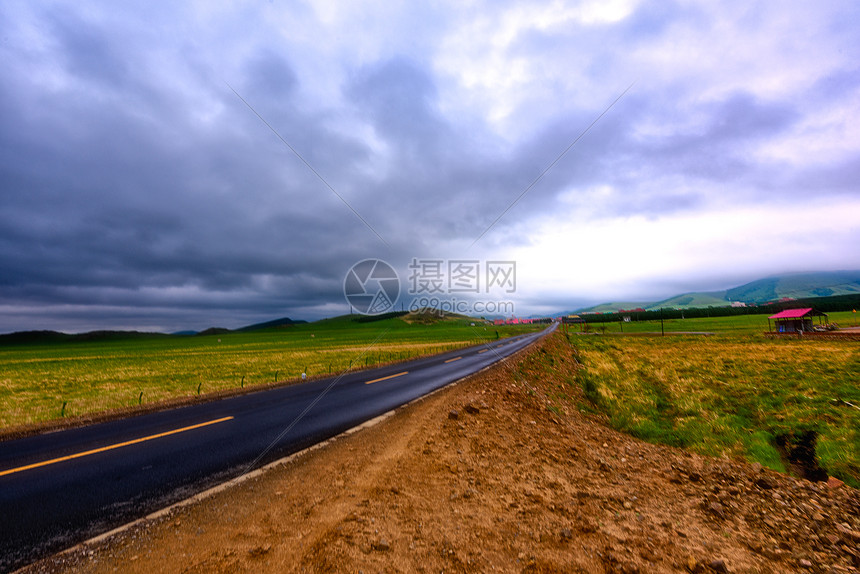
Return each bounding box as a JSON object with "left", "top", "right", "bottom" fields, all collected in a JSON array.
[{"left": 22, "top": 333, "right": 860, "bottom": 573}]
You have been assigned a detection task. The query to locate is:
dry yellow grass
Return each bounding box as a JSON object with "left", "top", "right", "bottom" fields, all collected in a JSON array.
[
  {"left": 572, "top": 333, "right": 859, "bottom": 486},
  {"left": 0, "top": 317, "right": 538, "bottom": 431}
]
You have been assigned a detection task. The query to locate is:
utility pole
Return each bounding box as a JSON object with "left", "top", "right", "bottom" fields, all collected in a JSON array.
[{"left": 660, "top": 307, "right": 665, "bottom": 336}]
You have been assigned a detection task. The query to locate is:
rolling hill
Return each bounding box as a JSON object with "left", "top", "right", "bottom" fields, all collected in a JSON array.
[
  {"left": 577, "top": 271, "right": 860, "bottom": 313},
  {"left": 646, "top": 291, "right": 729, "bottom": 310},
  {"left": 724, "top": 271, "right": 860, "bottom": 303}
]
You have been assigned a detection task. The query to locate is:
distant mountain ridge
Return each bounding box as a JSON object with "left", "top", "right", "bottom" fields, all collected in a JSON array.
[
  {"left": 724, "top": 271, "right": 860, "bottom": 302},
  {"left": 577, "top": 271, "right": 860, "bottom": 313},
  {"left": 0, "top": 317, "right": 305, "bottom": 343},
  {"left": 235, "top": 317, "right": 306, "bottom": 332}
]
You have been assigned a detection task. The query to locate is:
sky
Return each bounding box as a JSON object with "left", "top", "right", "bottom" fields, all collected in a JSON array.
[{"left": 1, "top": 1, "right": 859, "bottom": 333}]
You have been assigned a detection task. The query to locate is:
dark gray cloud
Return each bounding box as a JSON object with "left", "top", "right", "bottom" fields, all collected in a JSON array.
[{"left": 0, "top": 1, "right": 858, "bottom": 332}]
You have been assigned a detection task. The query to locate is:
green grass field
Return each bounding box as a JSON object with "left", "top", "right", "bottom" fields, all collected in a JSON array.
[
  {"left": 0, "top": 314, "right": 540, "bottom": 430},
  {"left": 566, "top": 313, "right": 860, "bottom": 487},
  {"left": 574, "top": 309, "right": 858, "bottom": 334},
  {"left": 4, "top": 308, "right": 858, "bottom": 488}
]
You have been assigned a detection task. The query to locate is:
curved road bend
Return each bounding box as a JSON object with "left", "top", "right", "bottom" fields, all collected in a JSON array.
[{"left": 0, "top": 324, "right": 554, "bottom": 571}]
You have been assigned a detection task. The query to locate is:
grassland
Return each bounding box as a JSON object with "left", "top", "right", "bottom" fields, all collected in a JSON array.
[
  {"left": 565, "top": 312, "right": 860, "bottom": 487},
  {"left": 4, "top": 308, "right": 858, "bottom": 488},
  {"left": 576, "top": 309, "right": 858, "bottom": 334},
  {"left": 0, "top": 314, "right": 540, "bottom": 430}
]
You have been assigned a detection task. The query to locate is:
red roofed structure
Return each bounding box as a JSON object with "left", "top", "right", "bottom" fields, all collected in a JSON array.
[
  {"left": 769, "top": 308, "right": 814, "bottom": 319},
  {"left": 767, "top": 308, "right": 827, "bottom": 333}
]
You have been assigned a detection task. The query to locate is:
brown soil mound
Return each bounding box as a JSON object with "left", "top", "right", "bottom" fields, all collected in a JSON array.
[{"left": 23, "top": 333, "right": 860, "bottom": 573}]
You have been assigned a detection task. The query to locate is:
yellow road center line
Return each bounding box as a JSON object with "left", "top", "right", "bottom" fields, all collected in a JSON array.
[
  {"left": 365, "top": 371, "right": 409, "bottom": 385},
  {"left": 478, "top": 349, "right": 489, "bottom": 354},
  {"left": 444, "top": 356, "right": 462, "bottom": 363},
  {"left": 0, "top": 416, "right": 235, "bottom": 478}
]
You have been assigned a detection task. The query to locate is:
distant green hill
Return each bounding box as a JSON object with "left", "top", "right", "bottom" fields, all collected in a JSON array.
[
  {"left": 645, "top": 291, "right": 728, "bottom": 311},
  {"left": 725, "top": 271, "right": 860, "bottom": 303},
  {"left": 0, "top": 330, "right": 170, "bottom": 345},
  {"left": 576, "top": 271, "right": 860, "bottom": 313},
  {"left": 235, "top": 317, "right": 305, "bottom": 332},
  {"left": 578, "top": 302, "right": 651, "bottom": 313},
  {"left": 0, "top": 318, "right": 305, "bottom": 342}
]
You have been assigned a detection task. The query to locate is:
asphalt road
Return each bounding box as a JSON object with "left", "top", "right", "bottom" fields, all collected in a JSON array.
[{"left": 0, "top": 325, "right": 552, "bottom": 571}]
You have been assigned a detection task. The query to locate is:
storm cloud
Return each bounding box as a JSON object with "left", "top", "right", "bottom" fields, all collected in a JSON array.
[{"left": 1, "top": 1, "right": 858, "bottom": 332}]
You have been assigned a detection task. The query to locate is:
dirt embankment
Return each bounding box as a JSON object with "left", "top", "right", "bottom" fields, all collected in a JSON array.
[{"left": 23, "top": 332, "right": 860, "bottom": 573}]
